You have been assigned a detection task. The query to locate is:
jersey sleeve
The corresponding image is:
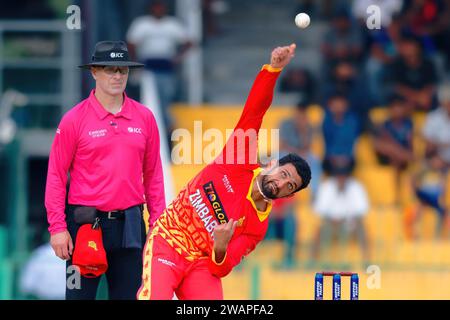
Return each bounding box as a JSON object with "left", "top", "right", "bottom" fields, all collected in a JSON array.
[
  {"left": 214, "top": 65, "right": 282, "bottom": 167},
  {"left": 143, "top": 111, "right": 166, "bottom": 227},
  {"left": 208, "top": 233, "right": 262, "bottom": 278},
  {"left": 45, "top": 113, "right": 78, "bottom": 235}
]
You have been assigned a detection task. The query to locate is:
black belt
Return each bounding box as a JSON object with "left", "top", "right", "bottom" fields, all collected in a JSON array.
[
  {"left": 97, "top": 210, "right": 125, "bottom": 220},
  {"left": 70, "top": 204, "right": 143, "bottom": 220}
]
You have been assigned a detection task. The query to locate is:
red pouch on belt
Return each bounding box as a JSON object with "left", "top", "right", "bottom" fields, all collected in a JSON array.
[{"left": 72, "top": 220, "right": 108, "bottom": 278}]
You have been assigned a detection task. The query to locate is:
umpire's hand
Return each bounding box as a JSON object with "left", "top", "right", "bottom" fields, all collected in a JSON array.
[{"left": 50, "top": 230, "right": 74, "bottom": 260}]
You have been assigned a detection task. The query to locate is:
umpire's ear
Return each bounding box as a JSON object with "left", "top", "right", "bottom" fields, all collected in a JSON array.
[{"left": 90, "top": 67, "right": 98, "bottom": 81}]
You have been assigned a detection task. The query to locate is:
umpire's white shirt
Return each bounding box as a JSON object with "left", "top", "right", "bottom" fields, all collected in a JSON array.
[
  {"left": 422, "top": 107, "right": 450, "bottom": 163},
  {"left": 314, "top": 178, "right": 369, "bottom": 220},
  {"left": 126, "top": 16, "right": 189, "bottom": 61}
]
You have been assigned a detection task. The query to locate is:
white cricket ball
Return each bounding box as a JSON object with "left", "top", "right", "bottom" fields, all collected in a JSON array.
[{"left": 295, "top": 13, "right": 310, "bottom": 29}]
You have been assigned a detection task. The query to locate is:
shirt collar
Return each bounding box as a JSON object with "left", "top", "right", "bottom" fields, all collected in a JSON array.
[
  {"left": 119, "top": 92, "right": 133, "bottom": 120},
  {"left": 246, "top": 167, "right": 272, "bottom": 222},
  {"left": 89, "top": 90, "right": 133, "bottom": 120}
]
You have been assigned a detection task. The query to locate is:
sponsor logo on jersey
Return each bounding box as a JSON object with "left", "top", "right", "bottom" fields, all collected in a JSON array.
[
  {"left": 203, "top": 181, "right": 228, "bottom": 225},
  {"left": 88, "top": 129, "right": 107, "bottom": 138},
  {"left": 189, "top": 189, "right": 218, "bottom": 238},
  {"left": 157, "top": 258, "right": 176, "bottom": 267},
  {"left": 237, "top": 216, "right": 245, "bottom": 227},
  {"left": 222, "top": 175, "right": 234, "bottom": 193}
]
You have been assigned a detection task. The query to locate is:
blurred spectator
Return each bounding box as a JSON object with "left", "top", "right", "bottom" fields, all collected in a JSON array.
[
  {"left": 280, "top": 68, "right": 315, "bottom": 108},
  {"left": 322, "top": 60, "right": 373, "bottom": 128},
  {"left": 29, "top": 158, "right": 53, "bottom": 249},
  {"left": 202, "top": 0, "right": 219, "bottom": 39},
  {"left": 322, "top": 93, "right": 361, "bottom": 175},
  {"left": 364, "top": 16, "right": 403, "bottom": 106},
  {"left": 386, "top": 35, "right": 438, "bottom": 111},
  {"left": 265, "top": 101, "right": 324, "bottom": 269},
  {"left": 279, "top": 101, "right": 322, "bottom": 198},
  {"left": 404, "top": 151, "right": 448, "bottom": 239},
  {"left": 266, "top": 197, "right": 298, "bottom": 269},
  {"left": 202, "top": 0, "right": 229, "bottom": 39},
  {"left": 422, "top": 84, "right": 450, "bottom": 165},
  {"left": 20, "top": 243, "right": 66, "bottom": 300},
  {"left": 401, "top": 0, "right": 450, "bottom": 61},
  {"left": 352, "top": 0, "right": 403, "bottom": 29},
  {"left": 310, "top": 158, "right": 370, "bottom": 263},
  {"left": 126, "top": 0, "right": 193, "bottom": 147},
  {"left": 444, "top": 172, "right": 450, "bottom": 229},
  {"left": 321, "top": 8, "right": 364, "bottom": 67},
  {"left": 321, "top": 0, "right": 352, "bottom": 20},
  {"left": 372, "top": 94, "right": 414, "bottom": 204}
]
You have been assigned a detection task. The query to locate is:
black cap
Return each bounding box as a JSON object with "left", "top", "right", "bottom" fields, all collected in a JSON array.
[{"left": 79, "top": 40, "right": 144, "bottom": 69}]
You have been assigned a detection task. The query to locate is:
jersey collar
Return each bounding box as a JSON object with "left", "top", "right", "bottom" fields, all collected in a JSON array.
[
  {"left": 89, "top": 89, "right": 133, "bottom": 120},
  {"left": 246, "top": 167, "right": 272, "bottom": 222}
]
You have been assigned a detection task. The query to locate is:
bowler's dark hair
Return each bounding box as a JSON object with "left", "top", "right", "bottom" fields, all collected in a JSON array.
[{"left": 278, "top": 153, "right": 311, "bottom": 192}]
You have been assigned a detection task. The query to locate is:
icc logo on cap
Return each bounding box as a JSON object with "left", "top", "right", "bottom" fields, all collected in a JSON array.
[{"left": 110, "top": 52, "right": 124, "bottom": 58}]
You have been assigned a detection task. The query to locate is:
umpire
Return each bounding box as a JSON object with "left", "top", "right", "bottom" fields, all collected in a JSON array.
[{"left": 45, "top": 41, "right": 166, "bottom": 299}]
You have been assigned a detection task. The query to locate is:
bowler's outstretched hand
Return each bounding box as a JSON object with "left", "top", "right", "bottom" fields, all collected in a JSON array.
[{"left": 270, "top": 43, "right": 296, "bottom": 69}]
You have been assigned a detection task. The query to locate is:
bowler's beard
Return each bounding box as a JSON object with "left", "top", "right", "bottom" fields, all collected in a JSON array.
[{"left": 261, "top": 175, "right": 278, "bottom": 199}]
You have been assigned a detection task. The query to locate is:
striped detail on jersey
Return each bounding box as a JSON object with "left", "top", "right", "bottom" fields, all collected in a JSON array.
[
  {"left": 156, "top": 187, "right": 211, "bottom": 261},
  {"left": 136, "top": 225, "right": 158, "bottom": 300}
]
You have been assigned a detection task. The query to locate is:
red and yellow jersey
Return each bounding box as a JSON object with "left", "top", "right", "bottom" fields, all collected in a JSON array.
[{"left": 155, "top": 65, "right": 282, "bottom": 277}]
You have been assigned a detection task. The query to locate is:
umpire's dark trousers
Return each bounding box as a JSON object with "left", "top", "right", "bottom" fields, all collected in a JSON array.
[{"left": 65, "top": 205, "right": 146, "bottom": 300}]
